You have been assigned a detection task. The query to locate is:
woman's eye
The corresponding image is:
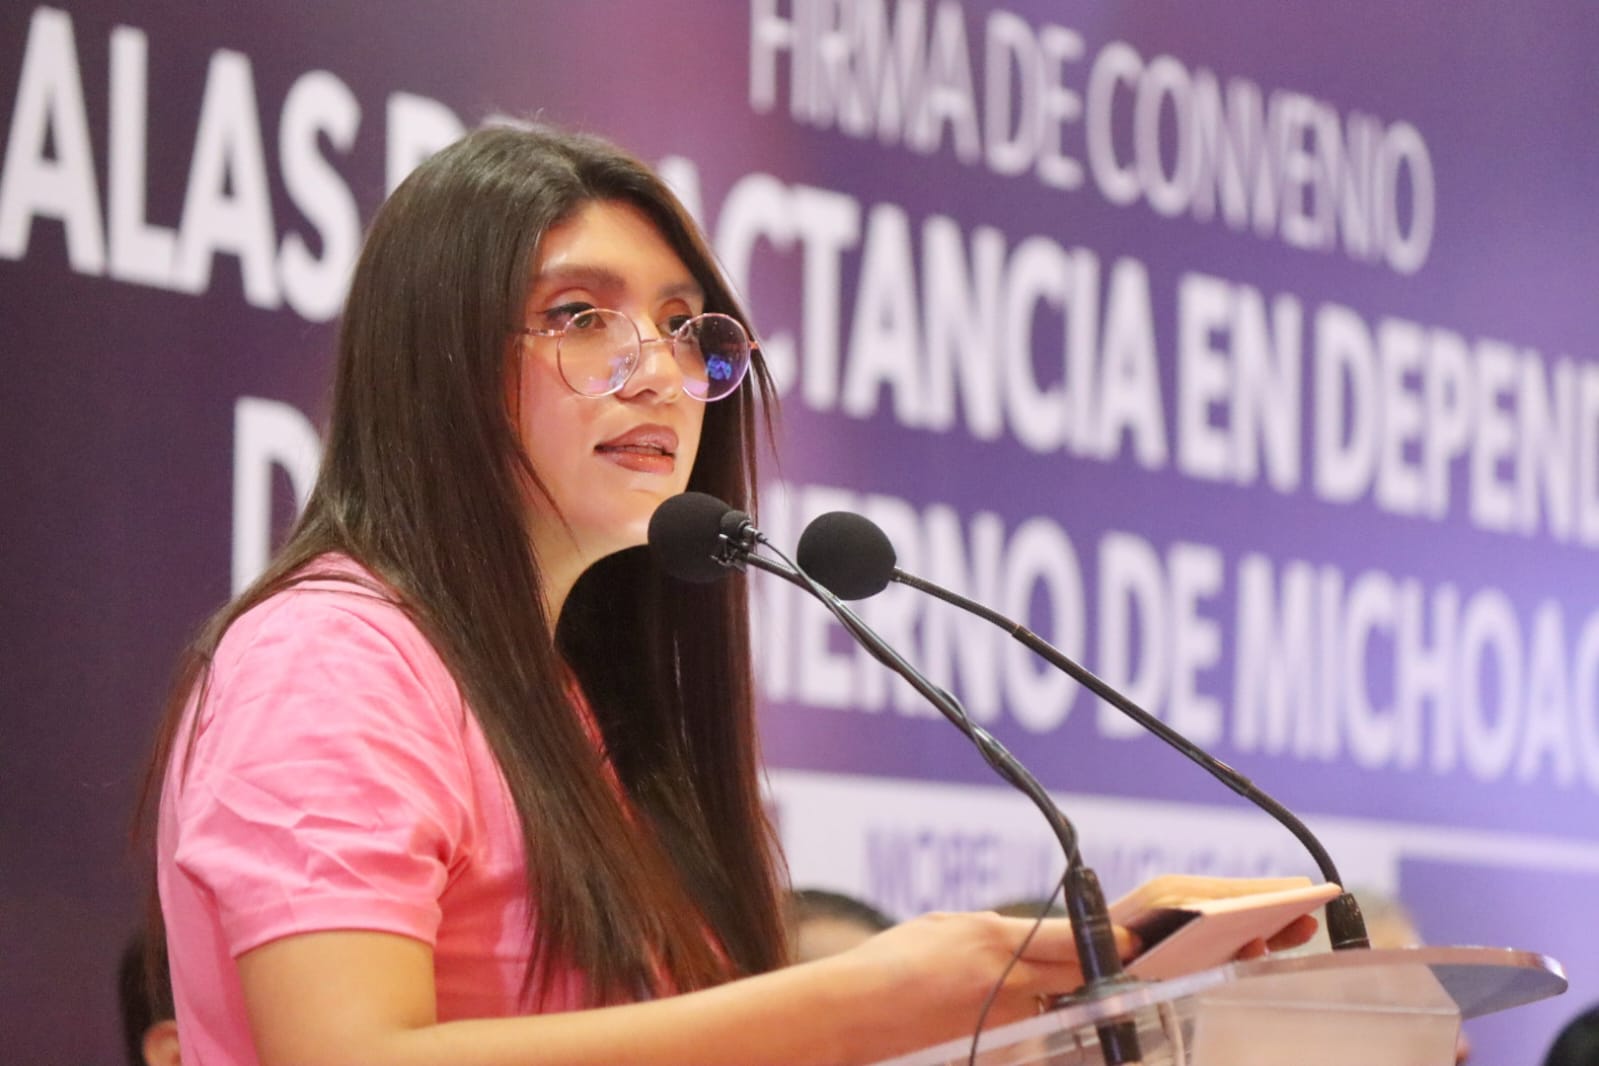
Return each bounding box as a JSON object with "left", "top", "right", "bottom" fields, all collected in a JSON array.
[
  {"left": 664, "top": 314, "right": 694, "bottom": 334},
  {"left": 542, "top": 302, "right": 596, "bottom": 329}
]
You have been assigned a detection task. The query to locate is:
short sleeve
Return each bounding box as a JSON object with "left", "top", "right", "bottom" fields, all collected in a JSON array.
[{"left": 171, "top": 589, "right": 475, "bottom": 958}]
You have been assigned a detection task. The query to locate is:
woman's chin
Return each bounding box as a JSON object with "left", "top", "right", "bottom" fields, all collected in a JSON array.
[{"left": 588, "top": 511, "right": 656, "bottom": 560}]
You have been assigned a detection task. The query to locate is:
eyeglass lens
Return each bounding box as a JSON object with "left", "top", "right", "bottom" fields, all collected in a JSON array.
[{"left": 557, "top": 309, "right": 749, "bottom": 401}]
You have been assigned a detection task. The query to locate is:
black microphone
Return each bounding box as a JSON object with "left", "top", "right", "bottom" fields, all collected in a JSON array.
[
  {"left": 797, "top": 509, "right": 1371, "bottom": 952},
  {"left": 797, "top": 510, "right": 898, "bottom": 598},
  {"left": 648, "top": 492, "right": 822, "bottom": 597},
  {"left": 650, "top": 494, "right": 1143, "bottom": 1063},
  {"left": 648, "top": 491, "right": 758, "bottom": 582}
]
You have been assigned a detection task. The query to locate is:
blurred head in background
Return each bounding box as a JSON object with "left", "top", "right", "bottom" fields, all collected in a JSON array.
[
  {"left": 118, "top": 931, "right": 179, "bottom": 1066},
  {"left": 784, "top": 888, "right": 895, "bottom": 964},
  {"left": 1544, "top": 1004, "right": 1599, "bottom": 1066}
]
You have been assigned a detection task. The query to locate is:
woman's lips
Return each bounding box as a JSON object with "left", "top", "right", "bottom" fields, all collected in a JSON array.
[{"left": 595, "top": 425, "right": 678, "bottom": 474}]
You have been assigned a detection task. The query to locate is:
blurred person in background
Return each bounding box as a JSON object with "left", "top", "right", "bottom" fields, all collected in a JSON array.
[
  {"left": 1545, "top": 1003, "right": 1599, "bottom": 1066},
  {"left": 784, "top": 889, "right": 896, "bottom": 963},
  {"left": 991, "top": 897, "right": 1067, "bottom": 920},
  {"left": 119, "top": 930, "right": 180, "bottom": 1066}
]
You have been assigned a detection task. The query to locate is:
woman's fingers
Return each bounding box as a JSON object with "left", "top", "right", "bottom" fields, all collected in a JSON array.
[
  {"left": 975, "top": 991, "right": 1048, "bottom": 1030},
  {"left": 1002, "top": 957, "right": 1095, "bottom": 994},
  {"left": 1232, "top": 913, "right": 1322, "bottom": 962},
  {"left": 1266, "top": 913, "right": 1320, "bottom": 951},
  {"left": 848, "top": 910, "right": 1149, "bottom": 1045},
  {"left": 1234, "top": 937, "right": 1270, "bottom": 960},
  {"left": 973, "top": 959, "right": 1096, "bottom": 1032},
  {"left": 993, "top": 916, "right": 1140, "bottom": 965}
]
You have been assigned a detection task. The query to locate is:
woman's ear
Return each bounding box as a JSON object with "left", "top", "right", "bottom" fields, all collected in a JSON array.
[{"left": 142, "top": 1018, "right": 182, "bottom": 1066}]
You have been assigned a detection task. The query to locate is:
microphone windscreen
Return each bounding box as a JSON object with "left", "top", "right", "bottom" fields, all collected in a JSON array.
[
  {"left": 649, "top": 492, "right": 737, "bottom": 583},
  {"left": 796, "top": 511, "right": 897, "bottom": 599}
]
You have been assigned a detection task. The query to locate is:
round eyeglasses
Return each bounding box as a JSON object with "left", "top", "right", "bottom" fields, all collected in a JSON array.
[{"left": 518, "top": 309, "right": 753, "bottom": 402}]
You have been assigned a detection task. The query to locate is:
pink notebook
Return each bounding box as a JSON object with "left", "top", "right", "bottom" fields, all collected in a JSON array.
[{"left": 1109, "top": 875, "right": 1342, "bottom": 981}]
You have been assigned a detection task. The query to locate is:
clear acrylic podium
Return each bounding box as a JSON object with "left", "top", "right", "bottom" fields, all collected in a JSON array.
[{"left": 875, "top": 946, "right": 1566, "bottom": 1066}]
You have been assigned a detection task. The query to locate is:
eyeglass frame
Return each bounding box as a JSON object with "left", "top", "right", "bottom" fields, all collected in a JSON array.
[{"left": 515, "top": 308, "right": 756, "bottom": 402}]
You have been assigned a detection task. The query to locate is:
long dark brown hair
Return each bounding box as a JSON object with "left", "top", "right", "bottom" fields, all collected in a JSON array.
[{"left": 139, "top": 124, "right": 787, "bottom": 1005}]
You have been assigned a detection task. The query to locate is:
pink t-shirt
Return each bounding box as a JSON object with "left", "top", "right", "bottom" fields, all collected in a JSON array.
[{"left": 157, "top": 562, "right": 585, "bottom": 1064}]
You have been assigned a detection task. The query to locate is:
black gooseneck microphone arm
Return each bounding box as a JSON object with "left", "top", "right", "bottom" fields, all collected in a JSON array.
[
  {"left": 744, "top": 554, "right": 1082, "bottom": 858},
  {"left": 728, "top": 521, "right": 1083, "bottom": 862},
  {"left": 738, "top": 539, "right": 1143, "bottom": 1065},
  {"left": 888, "top": 565, "right": 1369, "bottom": 952}
]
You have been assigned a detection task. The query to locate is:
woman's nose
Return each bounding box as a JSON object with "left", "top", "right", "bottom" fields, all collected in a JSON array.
[{"left": 619, "top": 320, "right": 684, "bottom": 400}]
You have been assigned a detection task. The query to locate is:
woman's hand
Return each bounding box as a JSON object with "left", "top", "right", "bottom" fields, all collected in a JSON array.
[
  {"left": 822, "top": 911, "right": 1140, "bottom": 1052},
  {"left": 1232, "top": 913, "right": 1322, "bottom": 960}
]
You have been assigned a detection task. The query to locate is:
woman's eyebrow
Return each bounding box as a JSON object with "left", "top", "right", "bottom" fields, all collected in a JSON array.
[
  {"left": 531, "top": 264, "right": 703, "bottom": 304},
  {"left": 659, "top": 279, "right": 706, "bottom": 302},
  {"left": 531, "top": 264, "right": 622, "bottom": 296}
]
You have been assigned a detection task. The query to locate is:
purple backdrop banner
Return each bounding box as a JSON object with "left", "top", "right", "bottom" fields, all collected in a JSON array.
[{"left": 3, "top": 3, "right": 1596, "bottom": 1062}]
